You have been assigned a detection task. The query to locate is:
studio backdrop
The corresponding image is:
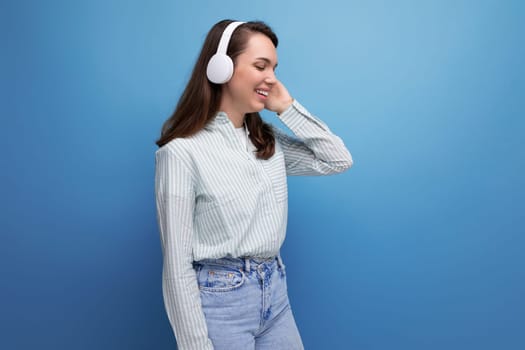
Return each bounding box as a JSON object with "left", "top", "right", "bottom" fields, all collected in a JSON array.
[{"left": 2, "top": 0, "right": 524, "bottom": 349}]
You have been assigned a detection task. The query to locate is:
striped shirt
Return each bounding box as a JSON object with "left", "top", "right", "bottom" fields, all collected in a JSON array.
[{"left": 155, "top": 100, "right": 353, "bottom": 350}]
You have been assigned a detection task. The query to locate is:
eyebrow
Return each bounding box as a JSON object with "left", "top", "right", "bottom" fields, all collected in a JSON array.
[{"left": 255, "top": 57, "right": 278, "bottom": 69}]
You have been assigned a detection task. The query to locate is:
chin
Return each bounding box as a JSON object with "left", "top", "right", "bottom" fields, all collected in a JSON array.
[{"left": 249, "top": 103, "right": 266, "bottom": 113}]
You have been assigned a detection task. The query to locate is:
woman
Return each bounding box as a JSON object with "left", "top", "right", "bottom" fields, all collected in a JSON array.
[{"left": 155, "top": 19, "right": 353, "bottom": 350}]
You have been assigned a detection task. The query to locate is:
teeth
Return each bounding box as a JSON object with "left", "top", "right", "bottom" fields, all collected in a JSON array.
[{"left": 256, "top": 89, "right": 268, "bottom": 96}]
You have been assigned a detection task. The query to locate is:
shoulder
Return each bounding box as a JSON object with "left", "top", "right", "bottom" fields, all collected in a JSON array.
[
  {"left": 155, "top": 137, "right": 197, "bottom": 170},
  {"left": 156, "top": 137, "right": 191, "bottom": 156},
  {"left": 155, "top": 129, "right": 217, "bottom": 168}
]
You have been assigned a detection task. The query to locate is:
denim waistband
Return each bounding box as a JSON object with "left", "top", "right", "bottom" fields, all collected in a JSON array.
[{"left": 193, "top": 254, "right": 285, "bottom": 273}]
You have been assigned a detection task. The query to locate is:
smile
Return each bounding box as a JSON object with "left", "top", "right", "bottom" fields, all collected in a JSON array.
[{"left": 255, "top": 89, "right": 268, "bottom": 97}]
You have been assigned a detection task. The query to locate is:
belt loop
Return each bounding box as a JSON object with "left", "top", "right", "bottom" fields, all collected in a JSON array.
[
  {"left": 276, "top": 254, "right": 284, "bottom": 270},
  {"left": 244, "top": 257, "right": 250, "bottom": 273}
]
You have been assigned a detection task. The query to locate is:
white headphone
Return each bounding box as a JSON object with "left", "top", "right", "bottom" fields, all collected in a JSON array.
[{"left": 206, "top": 21, "right": 245, "bottom": 84}]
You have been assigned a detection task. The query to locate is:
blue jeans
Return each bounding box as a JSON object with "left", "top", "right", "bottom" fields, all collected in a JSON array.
[{"left": 192, "top": 255, "right": 304, "bottom": 350}]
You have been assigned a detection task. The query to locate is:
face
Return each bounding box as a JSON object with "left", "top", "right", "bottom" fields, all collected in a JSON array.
[{"left": 222, "top": 33, "right": 278, "bottom": 115}]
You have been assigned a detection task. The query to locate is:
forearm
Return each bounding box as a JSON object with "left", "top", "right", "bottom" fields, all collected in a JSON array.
[
  {"left": 162, "top": 266, "right": 214, "bottom": 350},
  {"left": 276, "top": 100, "right": 353, "bottom": 175}
]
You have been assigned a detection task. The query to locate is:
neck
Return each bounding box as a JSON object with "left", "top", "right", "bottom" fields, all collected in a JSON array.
[
  {"left": 219, "top": 89, "right": 245, "bottom": 128},
  {"left": 224, "top": 110, "right": 245, "bottom": 128}
]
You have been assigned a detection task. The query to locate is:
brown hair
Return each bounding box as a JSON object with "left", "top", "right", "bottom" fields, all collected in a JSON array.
[{"left": 155, "top": 20, "right": 279, "bottom": 160}]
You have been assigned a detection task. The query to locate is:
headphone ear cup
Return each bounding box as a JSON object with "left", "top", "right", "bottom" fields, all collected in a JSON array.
[{"left": 206, "top": 53, "right": 234, "bottom": 84}]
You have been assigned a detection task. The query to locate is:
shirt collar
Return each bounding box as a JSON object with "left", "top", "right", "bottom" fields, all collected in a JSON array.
[{"left": 206, "top": 111, "right": 234, "bottom": 129}]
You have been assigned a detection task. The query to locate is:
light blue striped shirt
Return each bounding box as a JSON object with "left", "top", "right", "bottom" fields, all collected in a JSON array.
[{"left": 155, "top": 100, "right": 353, "bottom": 349}]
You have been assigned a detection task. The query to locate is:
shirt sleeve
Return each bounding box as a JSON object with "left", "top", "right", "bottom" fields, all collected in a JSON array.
[
  {"left": 155, "top": 146, "right": 214, "bottom": 350},
  {"left": 274, "top": 99, "right": 353, "bottom": 176}
]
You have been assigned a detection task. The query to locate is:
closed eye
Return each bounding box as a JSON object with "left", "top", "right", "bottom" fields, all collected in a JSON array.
[{"left": 255, "top": 57, "right": 278, "bottom": 71}]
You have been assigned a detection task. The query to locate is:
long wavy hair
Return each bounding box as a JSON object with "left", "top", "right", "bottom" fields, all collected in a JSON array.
[{"left": 156, "top": 20, "right": 278, "bottom": 160}]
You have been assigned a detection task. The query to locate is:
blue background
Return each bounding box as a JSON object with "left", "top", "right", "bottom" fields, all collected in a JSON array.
[{"left": 2, "top": 0, "right": 524, "bottom": 349}]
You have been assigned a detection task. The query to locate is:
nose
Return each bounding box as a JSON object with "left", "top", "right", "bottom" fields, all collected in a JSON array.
[{"left": 264, "top": 69, "right": 277, "bottom": 84}]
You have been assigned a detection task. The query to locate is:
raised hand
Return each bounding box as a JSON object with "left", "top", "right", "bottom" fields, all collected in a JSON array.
[{"left": 265, "top": 79, "right": 294, "bottom": 115}]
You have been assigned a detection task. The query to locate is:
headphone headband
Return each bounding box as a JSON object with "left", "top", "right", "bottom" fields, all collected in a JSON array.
[{"left": 216, "top": 21, "right": 245, "bottom": 55}]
